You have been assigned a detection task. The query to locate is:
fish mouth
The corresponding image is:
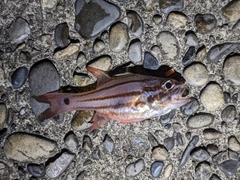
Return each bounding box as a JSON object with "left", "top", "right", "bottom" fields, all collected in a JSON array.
[{"left": 170, "top": 84, "right": 191, "bottom": 107}]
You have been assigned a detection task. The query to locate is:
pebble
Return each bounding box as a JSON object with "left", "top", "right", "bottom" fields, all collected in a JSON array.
[
  {"left": 223, "top": 55, "right": 240, "bottom": 85},
  {"left": 203, "top": 128, "right": 221, "bottom": 140},
  {"left": 150, "top": 161, "right": 164, "bottom": 178},
  {"left": 159, "top": 0, "right": 184, "bottom": 14},
  {"left": 109, "top": 22, "right": 129, "bottom": 52},
  {"left": 182, "top": 47, "right": 196, "bottom": 66},
  {"left": 19, "top": 51, "right": 32, "bottom": 63},
  {"left": 127, "top": 11, "right": 143, "bottom": 37},
  {"left": 75, "top": 0, "right": 120, "bottom": 39},
  {"left": 186, "top": 113, "right": 214, "bottom": 129},
  {"left": 167, "top": 12, "right": 188, "bottom": 28},
  {"left": 53, "top": 43, "right": 80, "bottom": 61},
  {"left": 41, "top": 0, "right": 58, "bottom": 10},
  {"left": 176, "top": 132, "right": 184, "bottom": 146},
  {"left": 93, "top": 39, "right": 105, "bottom": 53},
  {"left": 71, "top": 110, "right": 92, "bottom": 131},
  {"left": 125, "top": 159, "right": 145, "bottom": 177},
  {"left": 89, "top": 55, "right": 112, "bottom": 71},
  {"left": 195, "top": 46, "right": 207, "bottom": 62},
  {"left": 160, "top": 110, "right": 175, "bottom": 125},
  {"left": 46, "top": 152, "right": 75, "bottom": 178},
  {"left": 157, "top": 31, "right": 179, "bottom": 60},
  {"left": 29, "top": 60, "right": 62, "bottom": 124},
  {"left": 195, "top": 14, "right": 217, "bottom": 33},
  {"left": 221, "top": 105, "right": 237, "bottom": 123},
  {"left": 180, "top": 98, "right": 200, "bottom": 116},
  {"left": 195, "top": 162, "right": 211, "bottom": 180},
  {"left": 128, "top": 39, "right": 142, "bottom": 65},
  {"left": 190, "top": 147, "right": 210, "bottom": 162},
  {"left": 4, "top": 132, "right": 58, "bottom": 162},
  {"left": 148, "top": 132, "right": 159, "bottom": 147},
  {"left": 9, "top": 17, "right": 30, "bottom": 43},
  {"left": 183, "top": 63, "right": 209, "bottom": 87},
  {"left": 34, "top": 34, "right": 53, "bottom": 51},
  {"left": 209, "top": 174, "right": 221, "bottom": 180},
  {"left": 200, "top": 83, "right": 225, "bottom": 111},
  {"left": 206, "top": 144, "right": 219, "bottom": 155},
  {"left": 73, "top": 74, "right": 92, "bottom": 87},
  {"left": 92, "top": 146, "right": 101, "bottom": 160},
  {"left": 164, "top": 136, "right": 175, "bottom": 150},
  {"left": 11, "top": 67, "right": 28, "bottom": 89},
  {"left": 143, "top": 52, "right": 159, "bottom": 70},
  {"left": 0, "top": 162, "right": 10, "bottom": 180},
  {"left": 0, "top": 128, "right": 7, "bottom": 143},
  {"left": 153, "top": 14, "right": 162, "bottom": 25},
  {"left": 178, "top": 136, "right": 199, "bottom": 170},
  {"left": 228, "top": 136, "right": 240, "bottom": 152},
  {"left": 103, "top": 134, "right": 114, "bottom": 154},
  {"left": 207, "top": 43, "right": 240, "bottom": 63},
  {"left": 64, "top": 132, "right": 79, "bottom": 153},
  {"left": 232, "top": 20, "right": 240, "bottom": 35},
  {"left": 163, "top": 164, "right": 173, "bottom": 179},
  {"left": 54, "top": 23, "right": 70, "bottom": 48},
  {"left": 0, "top": 103, "right": 7, "bottom": 129},
  {"left": 222, "top": 0, "right": 240, "bottom": 23},
  {"left": 27, "top": 163, "right": 46, "bottom": 178},
  {"left": 185, "top": 31, "right": 199, "bottom": 47},
  {"left": 82, "top": 135, "right": 93, "bottom": 152},
  {"left": 218, "top": 160, "right": 239, "bottom": 176},
  {"left": 152, "top": 146, "right": 168, "bottom": 161}
]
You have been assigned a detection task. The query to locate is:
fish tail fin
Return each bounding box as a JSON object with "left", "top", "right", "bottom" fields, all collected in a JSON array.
[{"left": 33, "top": 93, "right": 73, "bottom": 121}]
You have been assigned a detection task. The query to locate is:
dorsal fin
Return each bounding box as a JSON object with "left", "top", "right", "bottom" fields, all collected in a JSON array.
[{"left": 87, "top": 66, "right": 111, "bottom": 86}]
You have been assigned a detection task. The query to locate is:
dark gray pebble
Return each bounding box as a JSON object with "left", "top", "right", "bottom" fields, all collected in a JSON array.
[
  {"left": 176, "top": 132, "right": 184, "bottom": 146},
  {"left": 150, "top": 161, "right": 164, "bottom": 178},
  {"left": 103, "top": 134, "right": 114, "bottom": 154},
  {"left": 218, "top": 160, "right": 240, "bottom": 176},
  {"left": 182, "top": 47, "right": 196, "bottom": 66},
  {"left": 148, "top": 132, "right": 159, "bottom": 147},
  {"left": 27, "top": 163, "right": 46, "bottom": 178},
  {"left": 180, "top": 98, "right": 199, "bottom": 116},
  {"left": 178, "top": 136, "right": 199, "bottom": 170},
  {"left": 143, "top": 52, "right": 159, "bottom": 70},
  {"left": 160, "top": 110, "right": 175, "bottom": 125},
  {"left": 92, "top": 146, "right": 101, "bottom": 160},
  {"left": 54, "top": 23, "right": 70, "bottom": 48},
  {"left": 11, "top": 67, "right": 28, "bottom": 89},
  {"left": 164, "top": 136, "right": 175, "bottom": 150},
  {"left": 190, "top": 147, "right": 210, "bottom": 162},
  {"left": 221, "top": 105, "right": 237, "bottom": 122}
]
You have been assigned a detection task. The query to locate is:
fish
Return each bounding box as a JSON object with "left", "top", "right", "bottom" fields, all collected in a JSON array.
[{"left": 33, "top": 66, "right": 190, "bottom": 131}]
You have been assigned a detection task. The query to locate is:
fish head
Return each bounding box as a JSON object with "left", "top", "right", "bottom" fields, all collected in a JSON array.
[{"left": 150, "top": 79, "right": 191, "bottom": 113}]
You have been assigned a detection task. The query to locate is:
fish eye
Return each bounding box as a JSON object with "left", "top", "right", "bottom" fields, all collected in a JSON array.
[{"left": 164, "top": 80, "right": 174, "bottom": 90}]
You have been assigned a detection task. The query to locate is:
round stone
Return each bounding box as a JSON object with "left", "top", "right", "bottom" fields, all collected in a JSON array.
[
  {"left": 157, "top": 31, "right": 179, "bottom": 60},
  {"left": 200, "top": 83, "right": 225, "bottom": 111},
  {"left": 103, "top": 134, "right": 114, "bottom": 154},
  {"left": 109, "top": 22, "right": 129, "bottom": 52},
  {"left": 27, "top": 163, "right": 46, "bottom": 178},
  {"left": 9, "top": 17, "right": 30, "bottom": 43},
  {"left": 163, "top": 164, "right": 173, "bottom": 179},
  {"left": 127, "top": 11, "right": 143, "bottom": 38},
  {"left": 191, "top": 147, "right": 210, "bottom": 162},
  {"left": 180, "top": 98, "right": 200, "bottom": 116},
  {"left": 195, "top": 162, "right": 211, "bottom": 180},
  {"left": 143, "top": 52, "right": 159, "bottom": 70},
  {"left": 93, "top": 39, "right": 105, "bottom": 53},
  {"left": 125, "top": 159, "right": 145, "bottom": 177},
  {"left": 152, "top": 146, "right": 168, "bottom": 161},
  {"left": 228, "top": 136, "right": 240, "bottom": 152},
  {"left": 11, "top": 67, "right": 28, "bottom": 89},
  {"left": 195, "top": 14, "right": 217, "bottom": 33},
  {"left": 128, "top": 39, "right": 142, "bottom": 65},
  {"left": 54, "top": 23, "right": 70, "bottom": 48},
  {"left": 159, "top": 0, "right": 184, "bottom": 14},
  {"left": 203, "top": 128, "right": 221, "bottom": 140},
  {"left": 151, "top": 161, "right": 164, "bottom": 178},
  {"left": 185, "top": 31, "right": 199, "bottom": 47},
  {"left": 223, "top": 55, "right": 240, "bottom": 85},
  {"left": 183, "top": 63, "right": 209, "bottom": 86},
  {"left": 222, "top": 0, "right": 240, "bottom": 23},
  {"left": 64, "top": 132, "right": 79, "bottom": 153},
  {"left": 0, "top": 104, "right": 7, "bottom": 129},
  {"left": 88, "top": 55, "right": 112, "bottom": 71},
  {"left": 53, "top": 43, "right": 80, "bottom": 61},
  {"left": 71, "top": 110, "right": 92, "bottom": 131},
  {"left": 221, "top": 105, "right": 237, "bottom": 123},
  {"left": 4, "top": 133, "right": 58, "bottom": 162},
  {"left": 187, "top": 113, "right": 214, "bottom": 129},
  {"left": 167, "top": 12, "right": 188, "bottom": 28}
]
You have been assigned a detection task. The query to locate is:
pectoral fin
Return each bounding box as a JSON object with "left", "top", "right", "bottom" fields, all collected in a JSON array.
[{"left": 89, "top": 112, "right": 111, "bottom": 131}]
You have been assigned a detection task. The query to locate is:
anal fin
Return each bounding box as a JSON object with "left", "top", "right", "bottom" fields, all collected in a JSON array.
[{"left": 89, "top": 112, "right": 111, "bottom": 131}]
